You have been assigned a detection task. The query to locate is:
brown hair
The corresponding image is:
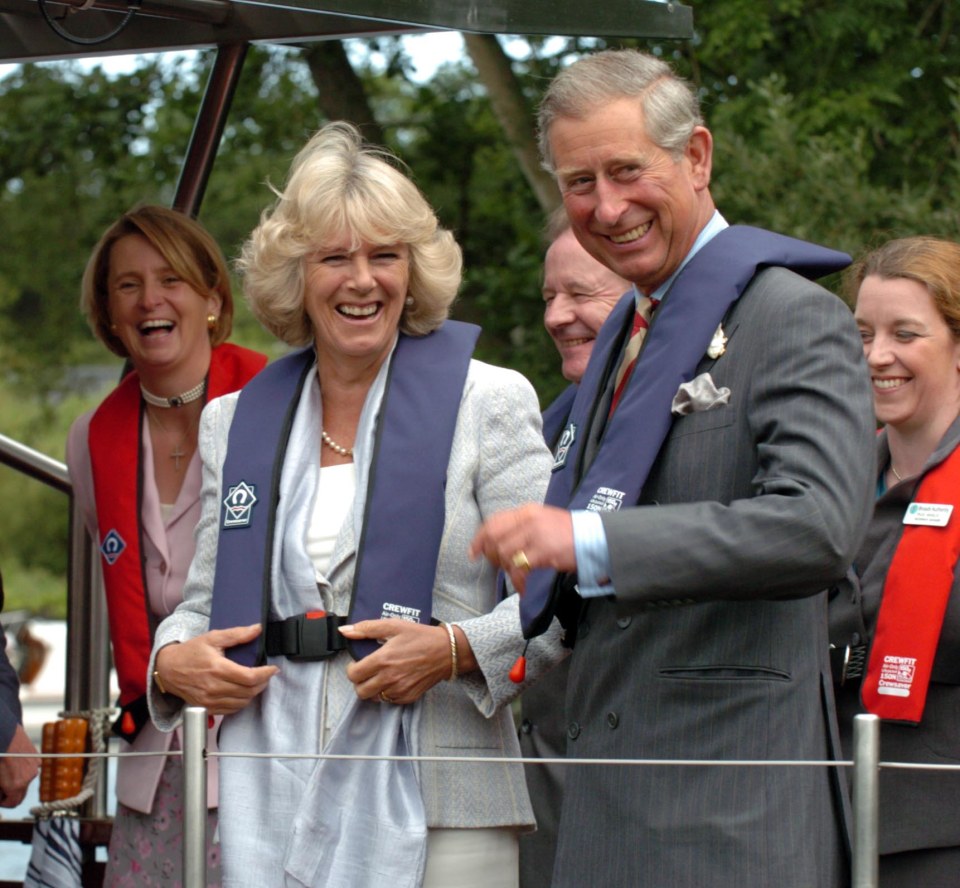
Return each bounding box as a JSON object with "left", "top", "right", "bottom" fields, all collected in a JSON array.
[
  {"left": 847, "top": 237, "right": 960, "bottom": 340},
  {"left": 81, "top": 204, "right": 235, "bottom": 358}
]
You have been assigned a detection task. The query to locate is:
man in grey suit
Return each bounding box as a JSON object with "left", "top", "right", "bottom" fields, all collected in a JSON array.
[
  {"left": 471, "top": 49, "right": 875, "bottom": 887},
  {"left": 520, "top": 214, "right": 630, "bottom": 888}
]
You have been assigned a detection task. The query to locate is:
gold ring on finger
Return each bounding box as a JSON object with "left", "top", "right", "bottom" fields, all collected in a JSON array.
[{"left": 511, "top": 550, "right": 531, "bottom": 572}]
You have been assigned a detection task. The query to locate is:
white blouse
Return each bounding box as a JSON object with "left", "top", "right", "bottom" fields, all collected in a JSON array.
[{"left": 305, "top": 462, "right": 356, "bottom": 578}]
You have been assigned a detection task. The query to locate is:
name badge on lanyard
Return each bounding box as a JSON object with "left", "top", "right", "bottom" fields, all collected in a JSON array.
[{"left": 903, "top": 502, "right": 953, "bottom": 527}]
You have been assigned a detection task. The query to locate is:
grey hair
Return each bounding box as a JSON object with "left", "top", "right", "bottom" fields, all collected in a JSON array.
[
  {"left": 238, "top": 121, "right": 462, "bottom": 346},
  {"left": 537, "top": 49, "right": 703, "bottom": 171},
  {"left": 543, "top": 204, "right": 572, "bottom": 245}
]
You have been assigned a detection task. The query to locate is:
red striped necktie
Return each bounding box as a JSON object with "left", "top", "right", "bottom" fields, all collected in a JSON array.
[{"left": 609, "top": 295, "right": 658, "bottom": 415}]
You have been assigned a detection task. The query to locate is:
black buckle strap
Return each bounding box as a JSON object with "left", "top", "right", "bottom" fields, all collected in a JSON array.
[
  {"left": 265, "top": 612, "right": 347, "bottom": 661},
  {"left": 842, "top": 643, "right": 867, "bottom": 684},
  {"left": 830, "top": 641, "right": 868, "bottom": 686}
]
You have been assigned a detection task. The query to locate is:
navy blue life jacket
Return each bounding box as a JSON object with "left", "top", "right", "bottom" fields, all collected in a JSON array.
[
  {"left": 208, "top": 321, "right": 481, "bottom": 664},
  {"left": 542, "top": 384, "right": 577, "bottom": 452},
  {"left": 520, "top": 225, "right": 851, "bottom": 639}
]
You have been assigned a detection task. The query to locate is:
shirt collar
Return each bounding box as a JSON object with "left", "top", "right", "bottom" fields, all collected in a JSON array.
[{"left": 636, "top": 210, "right": 729, "bottom": 307}]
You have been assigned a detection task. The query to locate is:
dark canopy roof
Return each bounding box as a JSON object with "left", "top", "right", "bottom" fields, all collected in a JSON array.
[
  {"left": 0, "top": 0, "right": 695, "bottom": 215},
  {"left": 0, "top": 0, "right": 694, "bottom": 64}
]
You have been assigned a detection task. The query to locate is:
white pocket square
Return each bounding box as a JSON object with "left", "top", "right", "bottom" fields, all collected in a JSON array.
[{"left": 671, "top": 372, "right": 731, "bottom": 416}]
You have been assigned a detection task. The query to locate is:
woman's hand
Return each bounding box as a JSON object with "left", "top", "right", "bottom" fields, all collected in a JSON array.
[
  {"left": 340, "top": 620, "right": 476, "bottom": 705},
  {"left": 154, "top": 624, "right": 279, "bottom": 715}
]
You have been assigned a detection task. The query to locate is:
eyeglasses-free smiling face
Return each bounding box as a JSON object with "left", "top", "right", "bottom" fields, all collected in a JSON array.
[
  {"left": 303, "top": 238, "right": 410, "bottom": 378},
  {"left": 855, "top": 273, "right": 960, "bottom": 437},
  {"left": 549, "top": 97, "right": 714, "bottom": 296},
  {"left": 107, "top": 233, "right": 220, "bottom": 388},
  {"left": 543, "top": 228, "right": 631, "bottom": 384}
]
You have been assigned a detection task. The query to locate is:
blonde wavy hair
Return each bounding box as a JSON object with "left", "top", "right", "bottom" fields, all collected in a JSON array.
[{"left": 238, "top": 122, "right": 463, "bottom": 346}]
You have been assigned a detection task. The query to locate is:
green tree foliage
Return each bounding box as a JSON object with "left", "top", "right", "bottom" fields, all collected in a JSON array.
[
  {"left": 383, "top": 66, "right": 560, "bottom": 399},
  {"left": 2, "top": 7, "right": 960, "bottom": 610},
  {"left": 680, "top": 0, "right": 960, "bottom": 255},
  {"left": 690, "top": 0, "right": 958, "bottom": 190},
  {"left": 199, "top": 47, "right": 327, "bottom": 263},
  {"left": 0, "top": 57, "right": 178, "bottom": 393},
  {"left": 0, "top": 374, "right": 111, "bottom": 616}
]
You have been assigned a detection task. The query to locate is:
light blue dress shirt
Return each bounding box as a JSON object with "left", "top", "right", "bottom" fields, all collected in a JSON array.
[{"left": 573, "top": 210, "right": 728, "bottom": 597}]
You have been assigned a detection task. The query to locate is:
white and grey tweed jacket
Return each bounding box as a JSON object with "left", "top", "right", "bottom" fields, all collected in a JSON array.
[{"left": 148, "top": 356, "right": 561, "bottom": 881}]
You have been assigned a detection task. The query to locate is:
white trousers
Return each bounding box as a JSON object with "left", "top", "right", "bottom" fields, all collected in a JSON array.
[{"left": 423, "top": 828, "right": 519, "bottom": 888}]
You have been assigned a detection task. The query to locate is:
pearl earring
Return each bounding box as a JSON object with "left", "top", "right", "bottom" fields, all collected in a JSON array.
[{"left": 405, "top": 297, "right": 414, "bottom": 306}]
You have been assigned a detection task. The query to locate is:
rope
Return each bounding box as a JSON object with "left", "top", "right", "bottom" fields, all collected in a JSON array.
[{"left": 30, "top": 707, "right": 115, "bottom": 820}]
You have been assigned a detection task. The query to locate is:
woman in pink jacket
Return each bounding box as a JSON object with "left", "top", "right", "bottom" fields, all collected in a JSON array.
[{"left": 67, "top": 205, "right": 266, "bottom": 886}]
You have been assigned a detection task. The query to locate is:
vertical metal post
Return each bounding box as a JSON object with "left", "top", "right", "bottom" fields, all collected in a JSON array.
[
  {"left": 173, "top": 42, "right": 248, "bottom": 218},
  {"left": 67, "top": 498, "right": 112, "bottom": 819},
  {"left": 851, "top": 713, "right": 880, "bottom": 888},
  {"left": 183, "top": 707, "right": 208, "bottom": 888}
]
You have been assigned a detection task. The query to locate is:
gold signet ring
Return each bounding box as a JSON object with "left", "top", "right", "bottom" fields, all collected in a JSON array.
[{"left": 511, "top": 550, "right": 532, "bottom": 571}]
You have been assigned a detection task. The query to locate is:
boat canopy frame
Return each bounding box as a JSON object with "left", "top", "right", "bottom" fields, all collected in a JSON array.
[{"left": 0, "top": 0, "right": 693, "bottom": 835}]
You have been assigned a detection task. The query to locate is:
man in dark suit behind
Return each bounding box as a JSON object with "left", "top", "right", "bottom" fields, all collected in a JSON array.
[
  {"left": 520, "top": 214, "right": 630, "bottom": 888},
  {"left": 472, "top": 49, "right": 875, "bottom": 887}
]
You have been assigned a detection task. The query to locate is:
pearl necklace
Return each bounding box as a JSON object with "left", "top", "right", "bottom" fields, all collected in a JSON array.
[
  {"left": 890, "top": 464, "right": 903, "bottom": 482},
  {"left": 321, "top": 430, "right": 354, "bottom": 457},
  {"left": 141, "top": 379, "right": 205, "bottom": 409}
]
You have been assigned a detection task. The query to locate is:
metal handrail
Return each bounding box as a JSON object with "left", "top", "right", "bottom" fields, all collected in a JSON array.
[
  {"left": 177, "top": 712, "right": 887, "bottom": 888},
  {"left": 0, "top": 432, "right": 70, "bottom": 493}
]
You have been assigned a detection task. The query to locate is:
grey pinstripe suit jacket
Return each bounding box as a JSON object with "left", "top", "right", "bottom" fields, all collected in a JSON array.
[{"left": 550, "top": 265, "right": 876, "bottom": 888}]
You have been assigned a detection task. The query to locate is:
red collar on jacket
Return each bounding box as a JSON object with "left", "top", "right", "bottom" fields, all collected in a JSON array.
[{"left": 88, "top": 343, "right": 267, "bottom": 739}]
